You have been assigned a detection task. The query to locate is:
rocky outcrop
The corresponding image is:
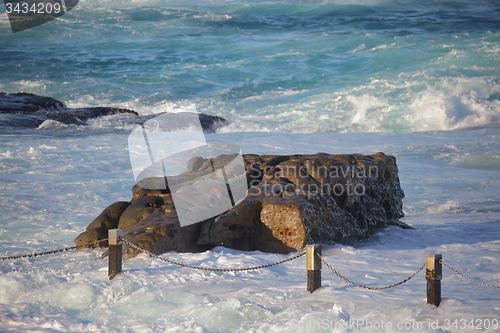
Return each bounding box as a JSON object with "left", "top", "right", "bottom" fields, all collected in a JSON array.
[
  {"left": 0, "top": 92, "right": 64, "bottom": 112},
  {"left": 75, "top": 201, "right": 131, "bottom": 248},
  {"left": 76, "top": 152, "right": 409, "bottom": 258},
  {"left": 0, "top": 92, "right": 226, "bottom": 131}
]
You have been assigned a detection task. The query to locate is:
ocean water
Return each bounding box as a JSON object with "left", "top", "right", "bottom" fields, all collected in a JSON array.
[{"left": 1, "top": 0, "right": 500, "bottom": 332}]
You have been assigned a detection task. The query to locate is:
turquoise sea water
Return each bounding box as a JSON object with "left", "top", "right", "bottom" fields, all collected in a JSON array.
[
  {"left": 1, "top": 0, "right": 500, "bottom": 133},
  {"left": 1, "top": 1, "right": 500, "bottom": 332}
]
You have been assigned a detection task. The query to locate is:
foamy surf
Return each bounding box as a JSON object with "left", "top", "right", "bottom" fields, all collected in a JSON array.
[
  {"left": 3, "top": 0, "right": 499, "bottom": 135},
  {"left": 1, "top": 0, "right": 500, "bottom": 331}
]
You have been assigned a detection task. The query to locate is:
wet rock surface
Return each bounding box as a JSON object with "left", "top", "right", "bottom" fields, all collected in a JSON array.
[
  {"left": 0, "top": 92, "right": 226, "bottom": 131},
  {"left": 76, "top": 152, "right": 409, "bottom": 258},
  {"left": 74, "top": 201, "right": 131, "bottom": 248}
]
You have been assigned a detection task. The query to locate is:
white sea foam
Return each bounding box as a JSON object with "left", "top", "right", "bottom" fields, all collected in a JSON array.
[
  {"left": 3, "top": 1, "right": 498, "bottom": 136},
  {"left": 434, "top": 152, "right": 500, "bottom": 172},
  {"left": 85, "top": 114, "right": 141, "bottom": 131},
  {"left": 2, "top": 0, "right": 500, "bottom": 330},
  {"left": 37, "top": 120, "right": 73, "bottom": 130},
  {"left": 9, "top": 80, "right": 53, "bottom": 90},
  {"left": 213, "top": 75, "right": 500, "bottom": 134},
  {"left": 1, "top": 128, "right": 500, "bottom": 331}
]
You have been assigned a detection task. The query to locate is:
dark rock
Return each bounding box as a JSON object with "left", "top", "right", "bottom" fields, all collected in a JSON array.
[
  {"left": 198, "top": 197, "right": 265, "bottom": 251},
  {"left": 120, "top": 210, "right": 210, "bottom": 259},
  {"left": 102, "top": 198, "right": 211, "bottom": 259},
  {"left": 75, "top": 229, "right": 107, "bottom": 249},
  {"left": 131, "top": 177, "right": 172, "bottom": 201},
  {"left": 0, "top": 92, "right": 227, "bottom": 131},
  {"left": 55, "top": 107, "right": 138, "bottom": 125},
  {"left": 75, "top": 201, "right": 131, "bottom": 248},
  {"left": 118, "top": 196, "right": 165, "bottom": 232},
  {"left": 0, "top": 92, "right": 137, "bottom": 127},
  {"left": 186, "top": 156, "right": 205, "bottom": 172},
  {"left": 197, "top": 113, "right": 227, "bottom": 133},
  {"left": 78, "top": 152, "right": 410, "bottom": 258},
  {"left": 0, "top": 92, "right": 64, "bottom": 112}
]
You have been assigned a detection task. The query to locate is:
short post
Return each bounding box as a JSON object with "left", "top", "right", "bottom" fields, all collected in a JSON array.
[
  {"left": 306, "top": 244, "right": 322, "bottom": 293},
  {"left": 426, "top": 254, "right": 442, "bottom": 307},
  {"left": 108, "top": 229, "right": 123, "bottom": 280}
]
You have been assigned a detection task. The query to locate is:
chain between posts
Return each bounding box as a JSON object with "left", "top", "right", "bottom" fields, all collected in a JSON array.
[
  {"left": 121, "top": 238, "right": 305, "bottom": 272},
  {"left": 318, "top": 253, "right": 425, "bottom": 290},
  {"left": 0, "top": 239, "right": 108, "bottom": 260},
  {"left": 440, "top": 259, "right": 500, "bottom": 289},
  {"left": 7, "top": 237, "right": 500, "bottom": 292}
]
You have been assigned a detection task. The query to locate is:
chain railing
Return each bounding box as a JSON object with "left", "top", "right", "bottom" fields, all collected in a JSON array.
[
  {"left": 2, "top": 230, "right": 499, "bottom": 309},
  {"left": 0, "top": 239, "right": 108, "bottom": 260},
  {"left": 122, "top": 238, "right": 305, "bottom": 272},
  {"left": 318, "top": 253, "right": 425, "bottom": 290},
  {"left": 441, "top": 259, "right": 500, "bottom": 289}
]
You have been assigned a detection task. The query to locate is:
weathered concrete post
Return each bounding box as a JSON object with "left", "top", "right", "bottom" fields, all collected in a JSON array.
[
  {"left": 306, "top": 244, "right": 322, "bottom": 293},
  {"left": 426, "top": 254, "right": 442, "bottom": 307},
  {"left": 108, "top": 229, "right": 123, "bottom": 280}
]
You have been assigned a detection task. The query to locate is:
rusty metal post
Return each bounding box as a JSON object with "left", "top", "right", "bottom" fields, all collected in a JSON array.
[
  {"left": 306, "top": 244, "right": 322, "bottom": 293},
  {"left": 426, "top": 254, "right": 442, "bottom": 307},
  {"left": 108, "top": 229, "right": 123, "bottom": 280}
]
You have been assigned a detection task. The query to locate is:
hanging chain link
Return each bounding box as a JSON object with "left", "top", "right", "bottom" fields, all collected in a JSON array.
[
  {"left": 318, "top": 253, "right": 425, "bottom": 290},
  {"left": 0, "top": 239, "right": 108, "bottom": 260},
  {"left": 8, "top": 237, "right": 499, "bottom": 291},
  {"left": 440, "top": 259, "right": 500, "bottom": 289},
  {"left": 121, "top": 238, "right": 305, "bottom": 272}
]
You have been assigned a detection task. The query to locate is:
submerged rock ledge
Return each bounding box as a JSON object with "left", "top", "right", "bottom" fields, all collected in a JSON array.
[
  {"left": 76, "top": 152, "right": 409, "bottom": 258},
  {"left": 0, "top": 92, "right": 226, "bottom": 131}
]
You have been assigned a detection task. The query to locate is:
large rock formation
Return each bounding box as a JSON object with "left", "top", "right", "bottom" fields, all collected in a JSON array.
[
  {"left": 0, "top": 92, "right": 226, "bottom": 131},
  {"left": 75, "top": 152, "right": 409, "bottom": 258}
]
